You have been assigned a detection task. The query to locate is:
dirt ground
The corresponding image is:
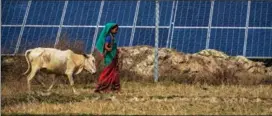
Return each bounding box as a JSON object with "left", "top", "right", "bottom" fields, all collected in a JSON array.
[{"left": 1, "top": 81, "right": 272, "bottom": 115}]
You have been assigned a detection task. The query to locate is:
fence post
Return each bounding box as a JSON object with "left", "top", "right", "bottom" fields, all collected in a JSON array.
[{"left": 154, "top": 0, "right": 160, "bottom": 82}]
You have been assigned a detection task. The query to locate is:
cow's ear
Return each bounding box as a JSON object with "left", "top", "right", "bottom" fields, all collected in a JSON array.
[{"left": 83, "top": 54, "right": 89, "bottom": 58}]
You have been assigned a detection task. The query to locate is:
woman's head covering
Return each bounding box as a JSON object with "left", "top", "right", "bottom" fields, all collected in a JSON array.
[{"left": 95, "top": 23, "right": 118, "bottom": 66}]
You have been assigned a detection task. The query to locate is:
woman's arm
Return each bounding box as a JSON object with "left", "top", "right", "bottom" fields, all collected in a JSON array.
[
  {"left": 105, "top": 43, "right": 112, "bottom": 51},
  {"left": 104, "top": 36, "right": 112, "bottom": 52}
]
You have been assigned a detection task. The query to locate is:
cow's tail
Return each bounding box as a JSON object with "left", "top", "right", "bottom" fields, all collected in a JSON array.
[{"left": 23, "top": 49, "right": 32, "bottom": 75}]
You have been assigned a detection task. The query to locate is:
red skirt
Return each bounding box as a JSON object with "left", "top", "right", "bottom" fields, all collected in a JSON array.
[{"left": 94, "top": 53, "right": 120, "bottom": 93}]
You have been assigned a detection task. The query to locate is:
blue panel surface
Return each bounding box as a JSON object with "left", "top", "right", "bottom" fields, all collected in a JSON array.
[
  {"left": 61, "top": 27, "right": 96, "bottom": 53},
  {"left": 212, "top": 1, "right": 247, "bottom": 27},
  {"left": 172, "top": 29, "right": 207, "bottom": 53},
  {"left": 159, "top": 1, "right": 173, "bottom": 26},
  {"left": 159, "top": 29, "right": 169, "bottom": 48},
  {"left": 209, "top": 29, "right": 244, "bottom": 56},
  {"left": 133, "top": 28, "right": 155, "bottom": 46},
  {"left": 2, "top": 0, "right": 28, "bottom": 25},
  {"left": 18, "top": 27, "right": 58, "bottom": 54},
  {"left": 175, "top": 1, "right": 210, "bottom": 26},
  {"left": 100, "top": 1, "right": 136, "bottom": 26},
  {"left": 137, "top": 1, "right": 155, "bottom": 26},
  {"left": 249, "top": 1, "right": 272, "bottom": 27},
  {"left": 1, "top": 27, "right": 21, "bottom": 54},
  {"left": 1, "top": 0, "right": 272, "bottom": 58},
  {"left": 246, "top": 29, "right": 272, "bottom": 57},
  {"left": 26, "top": 1, "right": 64, "bottom": 25},
  {"left": 115, "top": 28, "right": 132, "bottom": 47},
  {"left": 64, "top": 1, "right": 100, "bottom": 25}
]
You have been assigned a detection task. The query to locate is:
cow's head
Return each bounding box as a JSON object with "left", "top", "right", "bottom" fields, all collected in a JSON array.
[{"left": 83, "top": 54, "right": 96, "bottom": 74}]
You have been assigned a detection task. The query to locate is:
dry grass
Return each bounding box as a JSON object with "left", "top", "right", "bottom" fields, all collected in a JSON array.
[
  {"left": 2, "top": 53, "right": 272, "bottom": 115},
  {"left": 2, "top": 81, "right": 272, "bottom": 115},
  {"left": 2, "top": 36, "right": 272, "bottom": 115}
]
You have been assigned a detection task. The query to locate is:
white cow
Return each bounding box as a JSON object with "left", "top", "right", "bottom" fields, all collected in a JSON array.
[{"left": 23, "top": 47, "right": 96, "bottom": 94}]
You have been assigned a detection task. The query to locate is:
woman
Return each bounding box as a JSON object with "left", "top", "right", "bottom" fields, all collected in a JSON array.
[{"left": 94, "top": 23, "right": 120, "bottom": 93}]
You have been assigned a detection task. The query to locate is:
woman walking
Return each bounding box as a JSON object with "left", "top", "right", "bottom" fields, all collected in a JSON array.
[{"left": 94, "top": 23, "right": 120, "bottom": 93}]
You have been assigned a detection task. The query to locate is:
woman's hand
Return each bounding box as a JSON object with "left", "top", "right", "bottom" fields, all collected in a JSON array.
[
  {"left": 105, "top": 43, "right": 112, "bottom": 51},
  {"left": 107, "top": 47, "right": 112, "bottom": 52}
]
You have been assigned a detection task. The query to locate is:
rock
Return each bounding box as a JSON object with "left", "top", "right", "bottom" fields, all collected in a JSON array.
[{"left": 196, "top": 49, "right": 229, "bottom": 59}]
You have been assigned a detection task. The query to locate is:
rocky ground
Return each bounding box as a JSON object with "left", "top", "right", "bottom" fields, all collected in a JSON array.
[{"left": 118, "top": 46, "right": 272, "bottom": 85}]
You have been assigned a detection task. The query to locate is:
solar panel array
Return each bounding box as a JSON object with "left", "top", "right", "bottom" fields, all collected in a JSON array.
[{"left": 2, "top": 0, "right": 272, "bottom": 58}]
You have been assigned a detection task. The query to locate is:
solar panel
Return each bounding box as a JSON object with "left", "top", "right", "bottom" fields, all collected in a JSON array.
[
  {"left": 26, "top": 1, "right": 64, "bottom": 25},
  {"left": 2, "top": 0, "right": 28, "bottom": 25},
  {"left": 1, "top": 27, "right": 21, "bottom": 54},
  {"left": 115, "top": 28, "right": 132, "bottom": 47},
  {"left": 133, "top": 28, "right": 155, "bottom": 46},
  {"left": 212, "top": 1, "right": 247, "bottom": 27},
  {"left": 159, "top": 1, "right": 173, "bottom": 26},
  {"left": 64, "top": 1, "right": 100, "bottom": 25},
  {"left": 61, "top": 27, "right": 96, "bottom": 53},
  {"left": 246, "top": 29, "right": 272, "bottom": 57},
  {"left": 100, "top": 1, "right": 136, "bottom": 26},
  {"left": 137, "top": 1, "right": 155, "bottom": 26},
  {"left": 1, "top": 0, "right": 272, "bottom": 58},
  {"left": 17, "top": 27, "right": 58, "bottom": 54},
  {"left": 209, "top": 29, "right": 245, "bottom": 56},
  {"left": 249, "top": 1, "right": 272, "bottom": 27},
  {"left": 175, "top": 1, "right": 210, "bottom": 26},
  {"left": 159, "top": 29, "right": 169, "bottom": 48},
  {"left": 172, "top": 29, "right": 207, "bottom": 53}
]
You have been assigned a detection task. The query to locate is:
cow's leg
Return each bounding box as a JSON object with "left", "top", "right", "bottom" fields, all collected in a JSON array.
[
  {"left": 66, "top": 59, "right": 78, "bottom": 94},
  {"left": 27, "top": 66, "right": 39, "bottom": 93},
  {"left": 66, "top": 72, "right": 78, "bottom": 94},
  {"left": 47, "top": 74, "right": 56, "bottom": 92},
  {"left": 35, "top": 73, "right": 46, "bottom": 88}
]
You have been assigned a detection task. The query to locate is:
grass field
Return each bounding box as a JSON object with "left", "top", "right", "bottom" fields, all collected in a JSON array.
[
  {"left": 1, "top": 54, "right": 272, "bottom": 115},
  {"left": 2, "top": 81, "right": 272, "bottom": 115}
]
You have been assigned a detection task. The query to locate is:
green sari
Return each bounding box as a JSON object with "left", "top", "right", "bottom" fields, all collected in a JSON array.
[{"left": 95, "top": 23, "right": 118, "bottom": 66}]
